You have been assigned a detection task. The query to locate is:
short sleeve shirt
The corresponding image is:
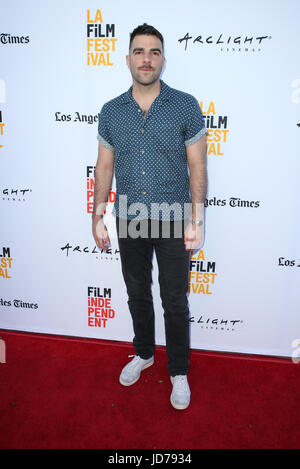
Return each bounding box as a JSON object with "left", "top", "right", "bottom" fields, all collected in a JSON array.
[{"left": 97, "top": 80, "right": 206, "bottom": 221}]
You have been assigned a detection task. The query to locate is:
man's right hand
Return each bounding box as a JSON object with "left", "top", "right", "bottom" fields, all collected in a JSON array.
[{"left": 92, "top": 215, "right": 111, "bottom": 250}]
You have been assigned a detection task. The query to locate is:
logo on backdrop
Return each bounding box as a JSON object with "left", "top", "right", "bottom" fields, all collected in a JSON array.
[
  {"left": 86, "top": 9, "right": 118, "bottom": 66},
  {"left": 189, "top": 313, "right": 243, "bottom": 332},
  {"left": 178, "top": 32, "right": 271, "bottom": 53},
  {"left": 0, "top": 33, "right": 30, "bottom": 45},
  {"left": 204, "top": 197, "right": 260, "bottom": 208},
  {"left": 58, "top": 167, "right": 119, "bottom": 260},
  {"left": 189, "top": 248, "right": 243, "bottom": 333},
  {"left": 201, "top": 101, "right": 229, "bottom": 156},
  {"left": 189, "top": 249, "right": 217, "bottom": 295},
  {"left": 86, "top": 165, "right": 116, "bottom": 215},
  {"left": 277, "top": 257, "right": 300, "bottom": 268},
  {"left": 0, "top": 297, "right": 38, "bottom": 309},
  {"left": 0, "top": 247, "right": 13, "bottom": 279},
  {"left": 87, "top": 286, "right": 116, "bottom": 328},
  {"left": 54, "top": 112, "right": 99, "bottom": 124},
  {"left": 60, "top": 241, "right": 120, "bottom": 261},
  {"left": 1, "top": 187, "right": 32, "bottom": 202}
]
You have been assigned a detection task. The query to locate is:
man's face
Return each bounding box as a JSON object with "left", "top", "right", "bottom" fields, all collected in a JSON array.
[{"left": 126, "top": 34, "right": 165, "bottom": 86}]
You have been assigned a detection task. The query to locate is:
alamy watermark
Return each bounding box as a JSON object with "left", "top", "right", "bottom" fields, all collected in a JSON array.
[{"left": 95, "top": 196, "right": 199, "bottom": 239}]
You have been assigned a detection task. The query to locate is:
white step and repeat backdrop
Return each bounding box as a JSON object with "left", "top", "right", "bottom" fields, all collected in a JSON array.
[{"left": 1, "top": 0, "right": 299, "bottom": 358}]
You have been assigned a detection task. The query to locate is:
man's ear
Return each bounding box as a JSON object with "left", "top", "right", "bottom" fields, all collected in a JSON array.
[{"left": 126, "top": 54, "right": 130, "bottom": 69}]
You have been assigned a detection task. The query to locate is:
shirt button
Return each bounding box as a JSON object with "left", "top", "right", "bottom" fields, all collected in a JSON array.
[
  {"left": 138, "top": 109, "right": 141, "bottom": 113},
  {"left": 142, "top": 190, "right": 147, "bottom": 195},
  {"left": 141, "top": 149, "right": 145, "bottom": 154},
  {"left": 140, "top": 129, "right": 144, "bottom": 133},
  {"left": 141, "top": 170, "right": 146, "bottom": 175}
]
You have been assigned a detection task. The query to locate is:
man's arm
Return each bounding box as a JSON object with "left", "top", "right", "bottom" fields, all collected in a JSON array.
[
  {"left": 185, "top": 135, "right": 207, "bottom": 251},
  {"left": 92, "top": 142, "right": 114, "bottom": 250}
]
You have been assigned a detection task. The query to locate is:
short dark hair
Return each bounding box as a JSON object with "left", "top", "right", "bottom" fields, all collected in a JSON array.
[{"left": 129, "top": 23, "right": 164, "bottom": 52}]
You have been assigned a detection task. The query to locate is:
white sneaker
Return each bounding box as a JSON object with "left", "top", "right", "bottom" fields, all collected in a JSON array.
[
  {"left": 119, "top": 355, "right": 154, "bottom": 386},
  {"left": 170, "top": 375, "right": 191, "bottom": 410}
]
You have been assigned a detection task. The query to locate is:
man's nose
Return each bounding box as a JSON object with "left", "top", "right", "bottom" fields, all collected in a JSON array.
[{"left": 143, "top": 52, "right": 152, "bottom": 62}]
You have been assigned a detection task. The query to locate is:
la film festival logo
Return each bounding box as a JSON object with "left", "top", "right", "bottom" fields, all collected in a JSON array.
[
  {"left": 0, "top": 247, "right": 13, "bottom": 279},
  {"left": 86, "top": 9, "right": 117, "bottom": 66},
  {"left": 201, "top": 101, "right": 229, "bottom": 156},
  {"left": 87, "top": 286, "right": 116, "bottom": 328},
  {"left": 189, "top": 249, "right": 217, "bottom": 295}
]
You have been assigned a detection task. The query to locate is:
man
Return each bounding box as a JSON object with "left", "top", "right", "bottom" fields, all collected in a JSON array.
[{"left": 92, "top": 24, "right": 207, "bottom": 410}]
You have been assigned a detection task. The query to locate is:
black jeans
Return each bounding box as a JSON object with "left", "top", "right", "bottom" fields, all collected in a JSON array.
[{"left": 116, "top": 217, "right": 190, "bottom": 377}]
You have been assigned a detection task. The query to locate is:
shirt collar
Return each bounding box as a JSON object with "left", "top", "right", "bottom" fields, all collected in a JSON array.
[{"left": 122, "top": 79, "right": 171, "bottom": 105}]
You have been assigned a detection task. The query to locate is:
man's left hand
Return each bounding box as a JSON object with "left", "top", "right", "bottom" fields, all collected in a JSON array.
[{"left": 184, "top": 222, "right": 204, "bottom": 251}]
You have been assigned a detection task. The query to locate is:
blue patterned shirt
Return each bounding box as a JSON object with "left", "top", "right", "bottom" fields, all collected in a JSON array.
[{"left": 97, "top": 80, "right": 206, "bottom": 220}]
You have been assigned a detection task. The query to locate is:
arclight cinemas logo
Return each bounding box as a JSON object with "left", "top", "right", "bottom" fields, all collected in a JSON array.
[
  {"left": 60, "top": 241, "right": 120, "bottom": 259},
  {"left": 1, "top": 187, "right": 32, "bottom": 202},
  {"left": 189, "top": 314, "right": 243, "bottom": 332},
  {"left": 178, "top": 32, "right": 271, "bottom": 52}
]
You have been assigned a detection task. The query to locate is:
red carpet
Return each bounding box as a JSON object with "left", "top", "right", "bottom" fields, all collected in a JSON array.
[{"left": 0, "top": 329, "right": 299, "bottom": 449}]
